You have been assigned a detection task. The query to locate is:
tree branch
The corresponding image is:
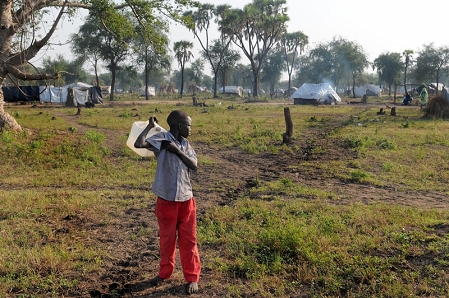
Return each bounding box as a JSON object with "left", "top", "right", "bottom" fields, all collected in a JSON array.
[
  {"left": 4, "top": 63, "right": 58, "bottom": 81},
  {"left": 8, "top": 1, "right": 68, "bottom": 66}
]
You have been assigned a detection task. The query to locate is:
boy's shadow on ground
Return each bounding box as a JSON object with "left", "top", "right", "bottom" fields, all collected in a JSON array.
[{"left": 124, "top": 280, "right": 189, "bottom": 297}]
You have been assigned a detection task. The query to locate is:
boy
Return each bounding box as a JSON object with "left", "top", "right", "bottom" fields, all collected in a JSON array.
[{"left": 134, "top": 110, "right": 201, "bottom": 295}]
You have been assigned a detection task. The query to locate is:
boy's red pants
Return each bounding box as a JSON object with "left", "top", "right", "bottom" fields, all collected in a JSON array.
[{"left": 155, "top": 197, "right": 201, "bottom": 282}]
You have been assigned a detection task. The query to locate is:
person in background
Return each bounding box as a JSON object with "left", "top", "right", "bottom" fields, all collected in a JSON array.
[
  {"left": 420, "top": 86, "right": 428, "bottom": 108},
  {"left": 134, "top": 110, "right": 201, "bottom": 295},
  {"left": 402, "top": 91, "right": 413, "bottom": 105}
]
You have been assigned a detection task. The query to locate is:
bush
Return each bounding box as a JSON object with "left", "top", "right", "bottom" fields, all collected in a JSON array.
[{"left": 423, "top": 95, "right": 449, "bottom": 118}]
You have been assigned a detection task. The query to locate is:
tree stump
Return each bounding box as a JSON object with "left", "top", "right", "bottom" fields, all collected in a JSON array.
[
  {"left": 282, "top": 107, "right": 293, "bottom": 144},
  {"left": 390, "top": 107, "right": 396, "bottom": 116}
]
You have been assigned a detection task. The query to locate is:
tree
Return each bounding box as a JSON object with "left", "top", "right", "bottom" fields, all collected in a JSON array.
[
  {"left": 308, "top": 37, "right": 369, "bottom": 95},
  {"left": 344, "top": 41, "right": 369, "bottom": 98},
  {"left": 184, "top": 58, "right": 204, "bottom": 86},
  {"left": 72, "top": 13, "right": 133, "bottom": 100},
  {"left": 373, "top": 52, "right": 403, "bottom": 95},
  {"left": 415, "top": 44, "right": 449, "bottom": 94},
  {"left": 261, "top": 49, "right": 285, "bottom": 96},
  {"left": 402, "top": 50, "right": 414, "bottom": 93},
  {"left": 72, "top": 24, "right": 104, "bottom": 87},
  {"left": 216, "top": 45, "right": 241, "bottom": 94},
  {"left": 184, "top": 4, "right": 233, "bottom": 98},
  {"left": 174, "top": 40, "right": 194, "bottom": 98},
  {"left": 41, "top": 54, "right": 88, "bottom": 87},
  {"left": 229, "top": 63, "right": 252, "bottom": 88},
  {"left": 222, "top": 0, "right": 289, "bottom": 97},
  {"left": 133, "top": 23, "right": 170, "bottom": 100},
  {"left": 0, "top": 0, "right": 197, "bottom": 131},
  {"left": 279, "top": 31, "right": 308, "bottom": 97}
]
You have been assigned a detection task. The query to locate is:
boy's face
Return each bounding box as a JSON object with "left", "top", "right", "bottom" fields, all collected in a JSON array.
[{"left": 179, "top": 116, "right": 192, "bottom": 138}]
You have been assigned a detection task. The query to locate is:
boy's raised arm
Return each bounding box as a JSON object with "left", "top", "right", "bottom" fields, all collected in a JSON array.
[{"left": 134, "top": 116, "right": 157, "bottom": 149}]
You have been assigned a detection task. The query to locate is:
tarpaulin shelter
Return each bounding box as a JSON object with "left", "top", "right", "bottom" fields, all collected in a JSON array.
[
  {"left": 219, "top": 86, "right": 243, "bottom": 97},
  {"left": 290, "top": 83, "right": 341, "bottom": 105},
  {"left": 353, "top": 84, "right": 382, "bottom": 97},
  {"left": 39, "top": 86, "right": 68, "bottom": 103},
  {"left": 2, "top": 86, "right": 40, "bottom": 102},
  {"left": 139, "top": 86, "right": 156, "bottom": 97}
]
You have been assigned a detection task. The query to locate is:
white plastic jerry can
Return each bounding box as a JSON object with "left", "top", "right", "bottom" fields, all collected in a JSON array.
[{"left": 126, "top": 121, "right": 166, "bottom": 157}]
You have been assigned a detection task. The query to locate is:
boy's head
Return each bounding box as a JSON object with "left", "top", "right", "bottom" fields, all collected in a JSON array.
[{"left": 167, "top": 110, "right": 192, "bottom": 138}]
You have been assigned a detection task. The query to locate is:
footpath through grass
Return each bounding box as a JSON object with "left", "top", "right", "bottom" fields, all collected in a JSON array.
[{"left": 1, "top": 98, "right": 449, "bottom": 297}]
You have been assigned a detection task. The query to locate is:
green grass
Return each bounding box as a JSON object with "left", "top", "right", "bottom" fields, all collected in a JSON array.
[
  {"left": 199, "top": 198, "right": 449, "bottom": 297},
  {"left": 2, "top": 98, "right": 449, "bottom": 297}
]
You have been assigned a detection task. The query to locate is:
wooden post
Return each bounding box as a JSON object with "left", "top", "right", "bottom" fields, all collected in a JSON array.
[
  {"left": 282, "top": 107, "right": 293, "bottom": 144},
  {"left": 390, "top": 107, "right": 396, "bottom": 116}
]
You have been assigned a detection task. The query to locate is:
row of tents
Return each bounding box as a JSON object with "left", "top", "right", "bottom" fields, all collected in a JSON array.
[
  {"left": 216, "top": 84, "right": 384, "bottom": 104},
  {"left": 2, "top": 82, "right": 103, "bottom": 106},
  {"left": 2, "top": 82, "right": 387, "bottom": 106}
]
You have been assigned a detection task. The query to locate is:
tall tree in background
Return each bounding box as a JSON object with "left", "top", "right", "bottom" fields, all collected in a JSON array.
[
  {"left": 345, "top": 41, "right": 369, "bottom": 98},
  {"left": 72, "top": 14, "right": 133, "bottom": 101},
  {"left": 260, "top": 49, "right": 285, "bottom": 96},
  {"left": 415, "top": 44, "right": 449, "bottom": 94},
  {"left": 402, "top": 49, "right": 414, "bottom": 93},
  {"left": 279, "top": 31, "right": 308, "bottom": 97},
  {"left": 373, "top": 52, "right": 403, "bottom": 95},
  {"left": 217, "top": 46, "right": 241, "bottom": 92},
  {"left": 230, "top": 63, "right": 252, "bottom": 88},
  {"left": 185, "top": 4, "right": 234, "bottom": 98},
  {"left": 174, "top": 40, "right": 194, "bottom": 98},
  {"left": 308, "top": 36, "right": 369, "bottom": 93},
  {"left": 222, "top": 0, "right": 289, "bottom": 97},
  {"left": 0, "top": 0, "right": 197, "bottom": 131},
  {"left": 133, "top": 22, "right": 171, "bottom": 100},
  {"left": 185, "top": 58, "right": 204, "bottom": 86},
  {"left": 72, "top": 24, "right": 104, "bottom": 87},
  {"left": 41, "top": 54, "right": 88, "bottom": 87}
]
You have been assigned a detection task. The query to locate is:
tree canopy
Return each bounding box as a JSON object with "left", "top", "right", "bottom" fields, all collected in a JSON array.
[{"left": 0, "top": 0, "right": 198, "bottom": 130}]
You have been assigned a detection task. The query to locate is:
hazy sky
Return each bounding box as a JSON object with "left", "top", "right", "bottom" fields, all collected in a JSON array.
[{"left": 31, "top": 0, "right": 449, "bottom": 74}]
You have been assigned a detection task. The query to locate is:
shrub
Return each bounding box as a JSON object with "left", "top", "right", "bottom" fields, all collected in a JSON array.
[{"left": 423, "top": 95, "right": 449, "bottom": 118}]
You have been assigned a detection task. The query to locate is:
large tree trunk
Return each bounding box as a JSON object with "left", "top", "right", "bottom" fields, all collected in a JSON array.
[{"left": 0, "top": 87, "right": 22, "bottom": 131}]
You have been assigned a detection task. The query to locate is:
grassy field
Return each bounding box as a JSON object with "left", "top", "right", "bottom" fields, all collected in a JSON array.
[{"left": 1, "top": 95, "right": 449, "bottom": 297}]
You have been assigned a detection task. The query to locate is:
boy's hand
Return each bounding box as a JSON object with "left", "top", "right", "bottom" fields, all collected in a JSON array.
[
  {"left": 161, "top": 140, "right": 181, "bottom": 154},
  {"left": 149, "top": 115, "right": 158, "bottom": 126}
]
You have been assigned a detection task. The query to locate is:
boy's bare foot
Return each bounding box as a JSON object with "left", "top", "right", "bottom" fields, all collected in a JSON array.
[
  {"left": 186, "top": 282, "right": 198, "bottom": 294},
  {"left": 148, "top": 276, "right": 164, "bottom": 287}
]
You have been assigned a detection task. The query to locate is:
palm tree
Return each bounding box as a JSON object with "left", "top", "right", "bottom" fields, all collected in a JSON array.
[{"left": 174, "top": 41, "right": 194, "bottom": 98}]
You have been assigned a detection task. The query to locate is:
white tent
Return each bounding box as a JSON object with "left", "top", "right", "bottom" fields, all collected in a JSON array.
[
  {"left": 39, "top": 86, "right": 68, "bottom": 103},
  {"left": 63, "top": 82, "right": 92, "bottom": 106},
  {"left": 139, "top": 86, "right": 156, "bottom": 97},
  {"left": 353, "top": 84, "right": 382, "bottom": 97},
  {"left": 429, "top": 83, "right": 445, "bottom": 91},
  {"left": 290, "top": 83, "right": 341, "bottom": 104},
  {"left": 219, "top": 86, "right": 243, "bottom": 97},
  {"left": 366, "top": 84, "right": 382, "bottom": 96}
]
